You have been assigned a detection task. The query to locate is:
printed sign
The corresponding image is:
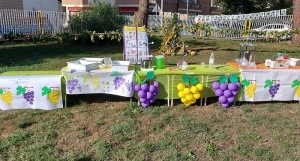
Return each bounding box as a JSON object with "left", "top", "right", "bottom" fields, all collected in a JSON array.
[{"left": 123, "top": 26, "right": 149, "bottom": 64}]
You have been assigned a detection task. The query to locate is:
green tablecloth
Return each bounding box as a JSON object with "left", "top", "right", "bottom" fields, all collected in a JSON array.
[
  {"left": 136, "top": 64, "right": 241, "bottom": 100},
  {"left": 0, "top": 71, "right": 66, "bottom": 100}
]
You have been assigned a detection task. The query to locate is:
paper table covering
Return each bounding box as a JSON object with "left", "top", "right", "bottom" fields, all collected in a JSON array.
[
  {"left": 0, "top": 75, "right": 63, "bottom": 110},
  {"left": 231, "top": 63, "right": 300, "bottom": 102},
  {"left": 61, "top": 67, "right": 135, "bottom": 97}
]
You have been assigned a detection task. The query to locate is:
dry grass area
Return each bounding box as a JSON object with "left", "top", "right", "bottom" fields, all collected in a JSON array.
[{"left": 0, "top": 37, "right": 300, "bottom": 160}]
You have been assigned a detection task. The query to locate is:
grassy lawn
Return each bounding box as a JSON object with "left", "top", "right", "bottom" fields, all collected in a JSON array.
[{"left": 0, "top": 37, "right": 300, "bottom": 160}]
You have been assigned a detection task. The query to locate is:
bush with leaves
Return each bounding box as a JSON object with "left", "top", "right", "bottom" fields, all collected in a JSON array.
[{"left": 68, "top": 2, "right": 128, "bottom": 34}]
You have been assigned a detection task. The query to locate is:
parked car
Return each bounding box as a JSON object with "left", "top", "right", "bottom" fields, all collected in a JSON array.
[
  {"left": 252, "top": 23, "right": 291, "bottom": 40},
  {"left": 252, "top": 23, "right": 291, "bottom": 32}
]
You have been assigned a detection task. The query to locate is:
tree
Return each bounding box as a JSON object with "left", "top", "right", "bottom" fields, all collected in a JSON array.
[
  {"left": 137, "top": 0, "right": 149, "bottom": 27},
  {"left": 292, "top": 0, "right": 300, "bottom": 46},
  {"left": 214, "top": 0, "right": 292, "bottom": 14}
]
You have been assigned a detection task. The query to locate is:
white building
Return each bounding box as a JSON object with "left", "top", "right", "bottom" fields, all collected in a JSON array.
[{"left": 0, "top": 0, "right": 62, "bottom": 11}]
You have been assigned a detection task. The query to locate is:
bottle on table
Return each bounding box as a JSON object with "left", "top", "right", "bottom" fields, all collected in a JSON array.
[{"left": 209, "top": 52, "right": 215, "bottom": 69}]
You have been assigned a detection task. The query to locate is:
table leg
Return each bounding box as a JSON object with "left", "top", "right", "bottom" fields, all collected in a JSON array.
[
  {"left": 170, "top": 75, "right": 175, "bottom": 107},
  {"left": 200, "top": 98, "right": 203, "bottom": 106},
  {"left": 167, "top": 75, "right": 170, "bottom": 107},
  {"left": 204, "top": 97, "right": 207, "bottom": 106},
  {"left": 64, "top": 94, "right": 67, "bottom": 108},
  {"left": 130, "top": 98, "right": 132, "bottom": 108}
]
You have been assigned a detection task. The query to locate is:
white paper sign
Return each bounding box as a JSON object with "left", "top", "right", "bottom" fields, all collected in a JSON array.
[{"left": 123, "top": 26, "right": 149, "bottom": 64}]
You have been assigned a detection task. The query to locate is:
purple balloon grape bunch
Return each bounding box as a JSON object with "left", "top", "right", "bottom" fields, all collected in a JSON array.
[
  {"left": 134, "top": 81, "right": 160, "bottom": 108},
  {"left": 212, "top": 81, "right": 241, "bottom": 108}
]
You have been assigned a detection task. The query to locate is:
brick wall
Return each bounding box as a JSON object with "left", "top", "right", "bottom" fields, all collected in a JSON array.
[{"left": 0, "top": 0, "right": 23, "bottom": 10}]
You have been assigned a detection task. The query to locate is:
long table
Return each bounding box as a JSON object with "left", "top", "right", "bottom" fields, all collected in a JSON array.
[
  {"left": 136, "top": 64, "right": 240, "bottom": 106},
  {"left": 0, "top": 71, "right": 64, "bottom": 110},
  {"left": 228, "top": 62, "right": 300, "bottom": 102}
]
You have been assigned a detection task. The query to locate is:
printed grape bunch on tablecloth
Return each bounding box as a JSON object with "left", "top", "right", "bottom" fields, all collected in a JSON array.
[
  {"left": 134, "top": 71, "right": 160, "bottom": 108},
  {"left": 66, "top": 77, "right": 82, "bottom": 93},
  {"left": 264, "top": 79, "right": 280, "bottom": 98},
  {"left": 242, "top": 79, "right": 257, "bottom": 98},
  {"left": 16, "top": 86, "right": 35, "bottom": 105},
  {"left": 42, "top": 86, "right": 61, "bottom": 105},
  {"left": 0, "top": 88, "right": 13, "bottom": 105},
  {"left": 212, "top": 74, "right": 241, "bottom": 108},
  {"left": 292, "top": 79, "right": 300, "bottom": 98},
  {"left": 177, "top": 74, "right": 204, "bottom": 107}
]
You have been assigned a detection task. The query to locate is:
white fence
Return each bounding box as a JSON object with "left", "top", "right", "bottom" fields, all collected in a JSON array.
[
  {"left": 0, "top": 9, "right": 68, "bottom": 36},
  {"left": 126, "top": 15, "right": 293, "bottom": 38},
  {"left": 0, "top": 9, "right": 294, "bottom": 39}
]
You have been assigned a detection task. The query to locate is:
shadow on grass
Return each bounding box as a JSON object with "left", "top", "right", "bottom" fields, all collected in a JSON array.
[
  {"left": 65, "top": 94, "right": 133, "bottom": 107},
  {"left": 234, "top": 100, "right": 299, "bottom": 107},
  {"left": 184, "top": 38, "right": 218, "bottom": 47},
  {"left": 0, "top": 42, "right": 124, "bottom": 68}
]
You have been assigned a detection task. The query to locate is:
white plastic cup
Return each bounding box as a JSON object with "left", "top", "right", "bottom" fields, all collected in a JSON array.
[{"left": 201, "top": 62, "right": 205, "bottom": 68}]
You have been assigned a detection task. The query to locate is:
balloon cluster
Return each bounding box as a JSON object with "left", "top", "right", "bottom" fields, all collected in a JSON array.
[
  {"left": 212, "top": 81, "right": 241, "bottom": 108},
  {"left": 177, "top": 83, "right": 204, "bottom": 107},
  {"left": 134, "top": 81, "right": 160, "bottom": 108}
]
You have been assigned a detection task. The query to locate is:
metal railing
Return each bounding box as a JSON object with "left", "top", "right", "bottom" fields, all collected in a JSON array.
[
  {"left": 0, "top": 9, "right": 293, "bottom": 39},
  {"left": 0, "top": 9, "right": 68, "bottom": 36}
]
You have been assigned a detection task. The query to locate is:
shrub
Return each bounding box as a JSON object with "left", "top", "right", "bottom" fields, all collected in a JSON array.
[{"left": 68, "top": 2, "right": 128, "bottom": 34}]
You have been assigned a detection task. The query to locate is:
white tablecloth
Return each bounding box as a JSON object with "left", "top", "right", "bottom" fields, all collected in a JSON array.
[
  {"left": 0, "top": 75, "right": 63, "bottom": 110},
  {"left": 61, "top": 68, "right": 135, "bottom": 97},
  {"left": 240, "top": 69, "right": 300, "bottom": 101}
]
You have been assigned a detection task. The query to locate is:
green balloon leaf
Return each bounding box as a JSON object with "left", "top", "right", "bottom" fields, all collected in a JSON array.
[
  {"left": 190, "top": 76, "right": 198, "bottom": 86},
  {"left": 141, "top": 78, "right": 147, "bottom": 85},
  {"left": 0, "top": 89, "right": 3, "bottom": 95},
  {"left": 146, "top": 71, "right": 155, "bottom": 80},
  {"left": 242, "top": 79, "right": 250, "bottom": 87},
  {"left": 219, "top": 75, "right": 228, "bottom": 83},
  {"left": 182, "top": 74, "right": 189, "bottom": 83},
  {"left": 291, "top": 79, "right": 300, "bottom": 88},
  {"left": 264, "top": 79, "right": 273, "bottom": 88},
  {"left": 229, "top": 74, "right": 238, "bottom": 83},
  {"left": 16, "top": 86, "right": 26, "bottom": 95}
]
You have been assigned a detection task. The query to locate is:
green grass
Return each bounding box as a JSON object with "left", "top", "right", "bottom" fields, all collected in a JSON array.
[{"left": 0, "top": 37, "right": 300, "bottom": 160}]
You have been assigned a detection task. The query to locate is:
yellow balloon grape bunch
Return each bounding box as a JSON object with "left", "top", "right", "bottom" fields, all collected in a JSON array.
[{"left": 177, "top": 83, "right": 204, "bottom": 107}]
